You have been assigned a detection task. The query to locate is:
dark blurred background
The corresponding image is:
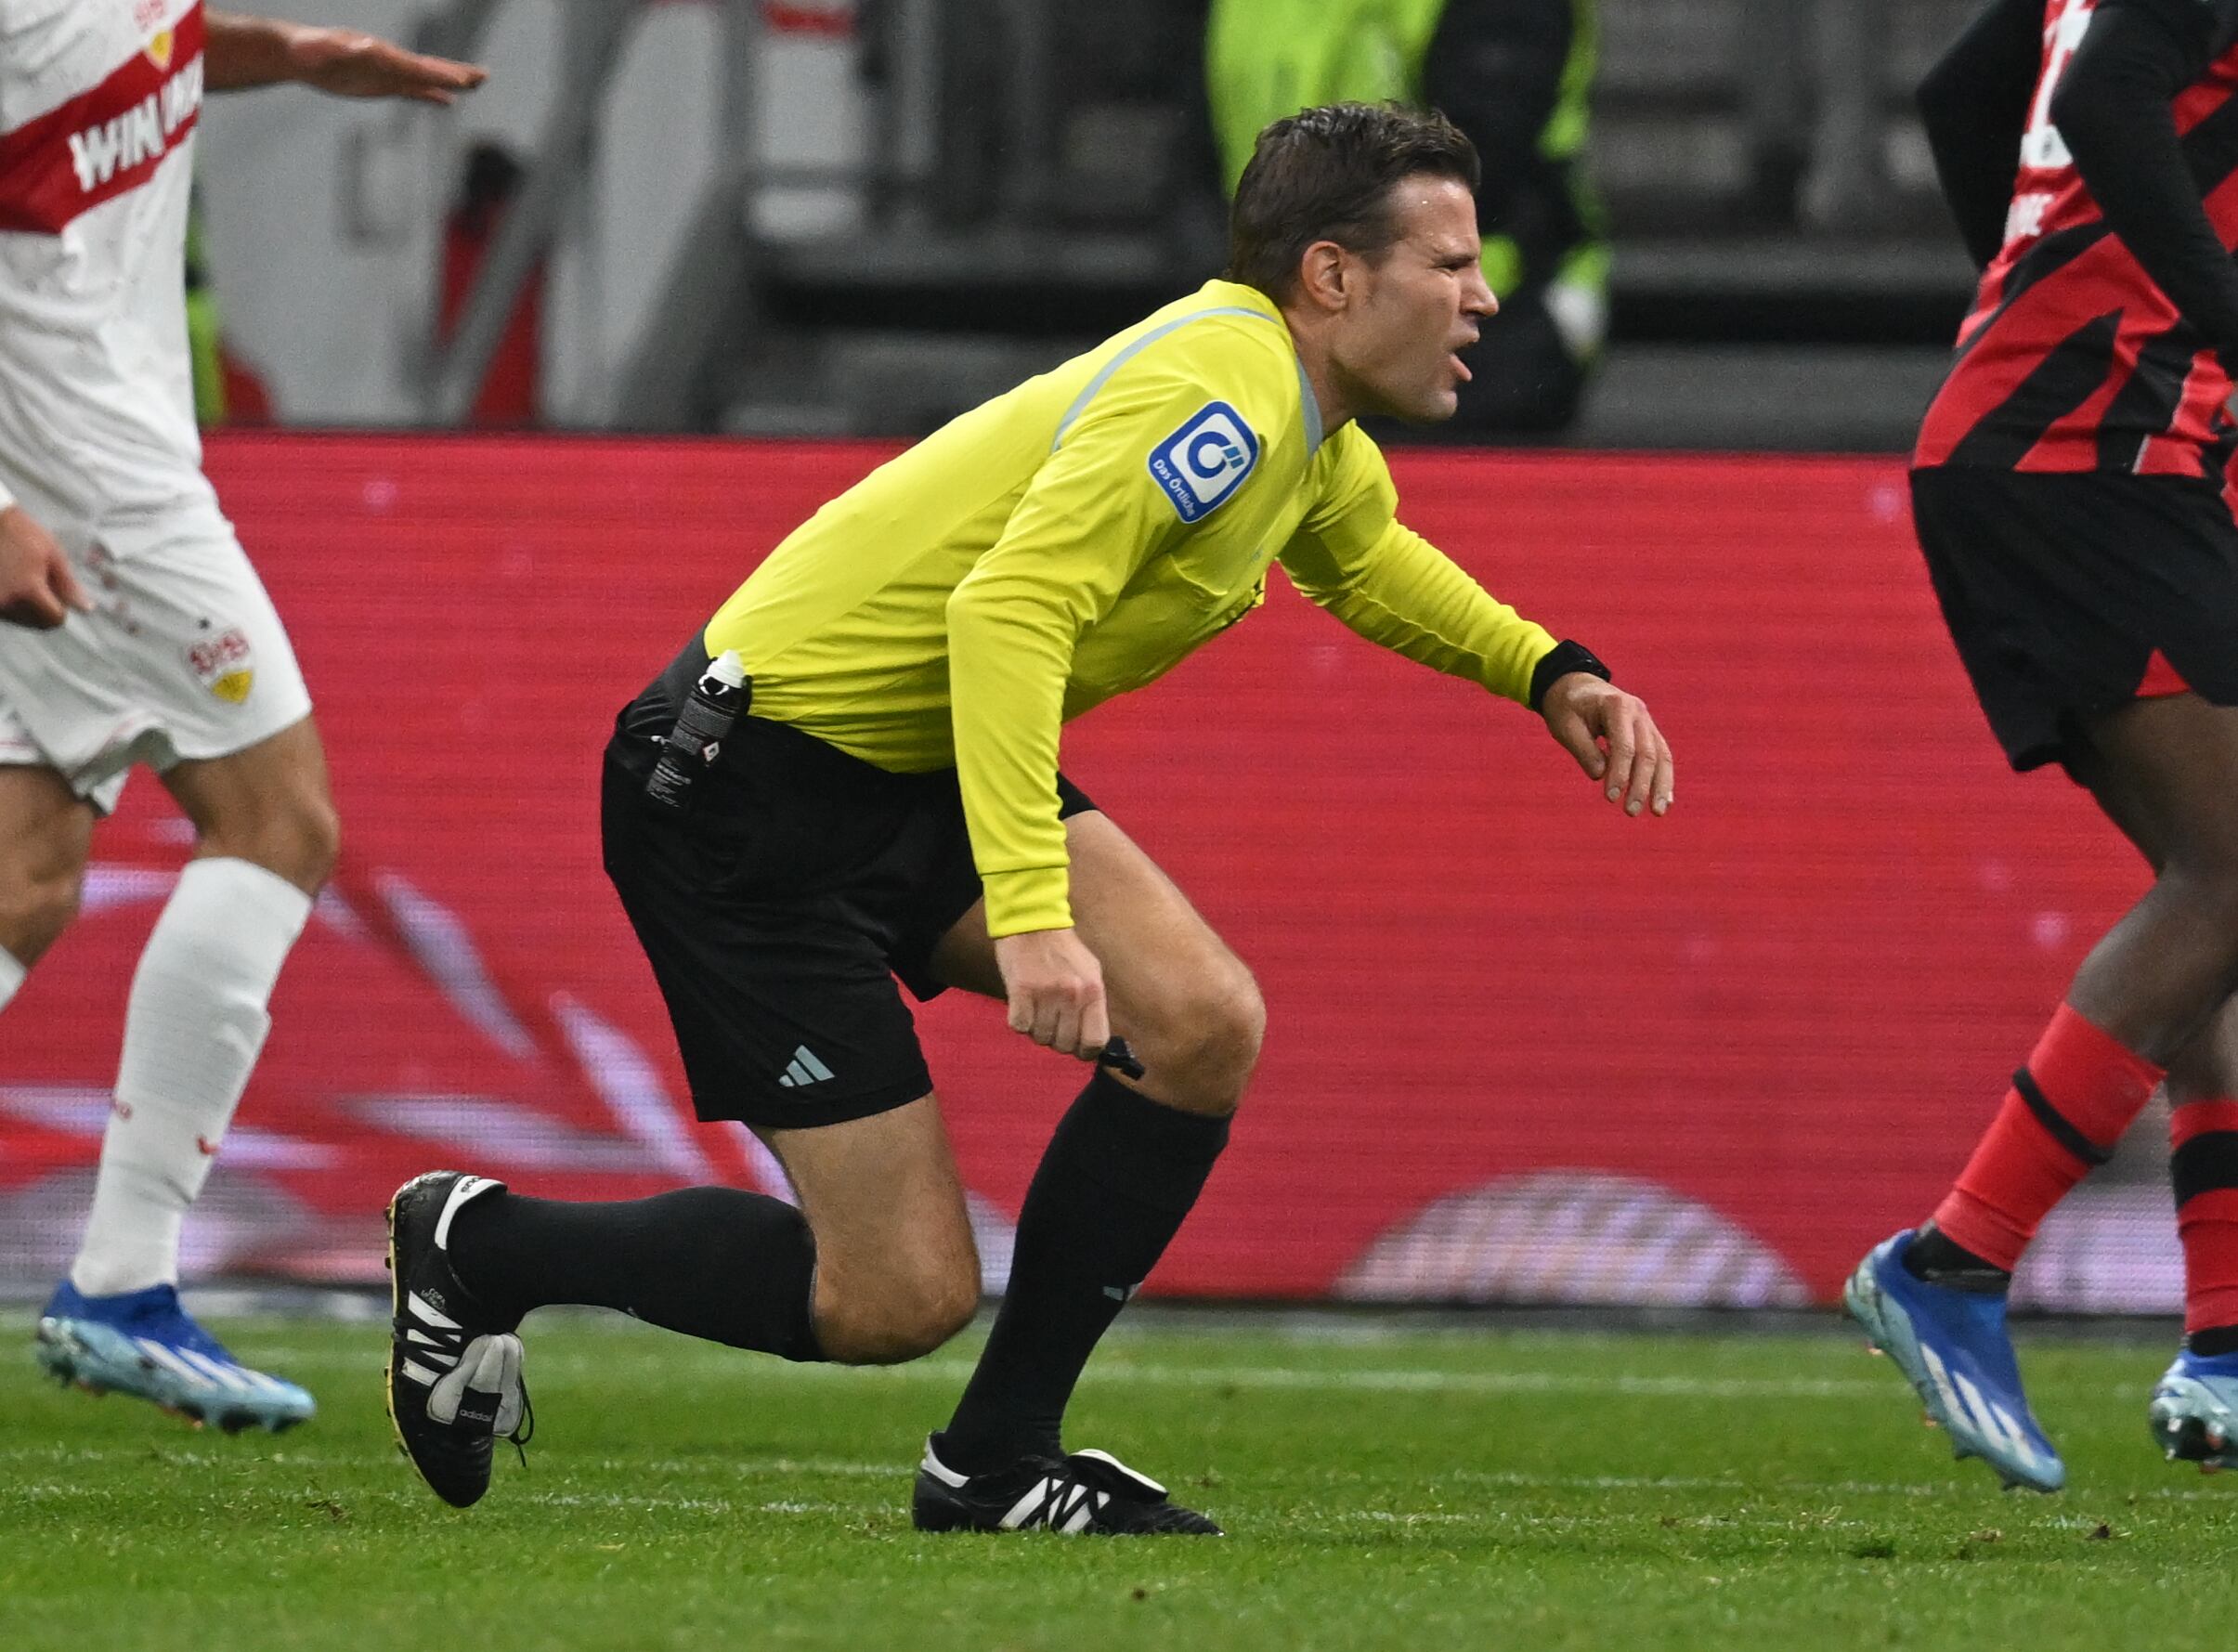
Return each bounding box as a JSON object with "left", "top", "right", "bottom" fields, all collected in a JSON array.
[{"left": 191, "top": 0, "right": 1986, "bottom": 451}]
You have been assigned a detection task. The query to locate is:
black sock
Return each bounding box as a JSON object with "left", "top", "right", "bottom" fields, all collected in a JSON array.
[
  {"left": 1903, "top": 1221, "right": 2011, "bottom": 1292},
  {"left": 937, "top": 1070, "right": 1230, "bottom": 1474},
  {"left": 2190, "top": 1325, "right": 2238, "bottom": 1358},
  {"left": 449, "top": 1186, "right": 823, "bottom": 1361}
]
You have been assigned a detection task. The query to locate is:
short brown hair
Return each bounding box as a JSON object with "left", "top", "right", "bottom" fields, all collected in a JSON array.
[{"left": 1227, "top": 103, "right": 1480, "bottom": 302}]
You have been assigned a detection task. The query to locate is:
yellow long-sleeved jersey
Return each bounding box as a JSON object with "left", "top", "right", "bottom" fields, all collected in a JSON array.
[{"left": 704, "top": 280, "right": 1559, "bottom": 938}]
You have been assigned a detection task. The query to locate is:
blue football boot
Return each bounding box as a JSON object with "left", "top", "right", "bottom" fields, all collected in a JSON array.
[
  {"left": 33, "top": 1281, "right": 316, "bottom": 1434},
  {"left": 2148, "top": 1347, "right": 2238, "bottom": 1472},
  {"left": 1844, "top": 1230, "right": 2064, "bottom": 1492}
]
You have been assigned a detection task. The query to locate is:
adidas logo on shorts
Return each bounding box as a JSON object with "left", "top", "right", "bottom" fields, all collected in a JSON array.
[{"left": 777, "top": 1045, "right": 834, "bottom": 1088}]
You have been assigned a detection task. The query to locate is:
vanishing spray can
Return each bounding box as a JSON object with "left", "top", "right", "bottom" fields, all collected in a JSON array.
[{"left": 644, "top": 649, "right": 748, "bottom": 813}]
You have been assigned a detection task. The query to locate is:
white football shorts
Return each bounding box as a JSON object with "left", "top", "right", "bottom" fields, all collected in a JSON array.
[{"left": 0, "top": 509, "right": 313, "bottom": 814}]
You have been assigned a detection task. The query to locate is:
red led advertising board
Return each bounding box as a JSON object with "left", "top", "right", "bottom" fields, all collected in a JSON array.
[{"left": 0, "top": 438, "right": 2167, "bottom": 1309}]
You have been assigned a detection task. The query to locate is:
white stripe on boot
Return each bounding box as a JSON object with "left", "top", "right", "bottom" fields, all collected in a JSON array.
[{"left": 70, "top": 858, "right": 311, "bottom": 1297}]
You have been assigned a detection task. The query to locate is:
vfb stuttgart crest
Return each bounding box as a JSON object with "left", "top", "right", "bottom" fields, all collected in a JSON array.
[
  {"left": 137, "top": 0, "right": 176, "bottom": 66},
  {"left": 188, "top": 628, "right": 255, "bottom": 705}
]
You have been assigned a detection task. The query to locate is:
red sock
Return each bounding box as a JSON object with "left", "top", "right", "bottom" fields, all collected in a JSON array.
[
  {"left": 2171, "top": 1099, "right": 2238, "bottom": 1337},
  {"left": 1932, "top": 1003, "right": 2165, "bottom": 1271}
]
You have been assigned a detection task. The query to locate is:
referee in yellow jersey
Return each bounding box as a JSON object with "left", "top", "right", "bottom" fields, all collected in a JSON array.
[{"left": 382, "top": 103, "right": 1675, "bottom": 1533}]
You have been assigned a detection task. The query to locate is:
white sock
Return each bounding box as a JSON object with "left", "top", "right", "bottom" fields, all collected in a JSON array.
[
  {"left": 0, "top": 944, "right": 22, "bottom": 1014},
  {"left": 71, "top": 858, "right": 313, "bottom": 1297}
]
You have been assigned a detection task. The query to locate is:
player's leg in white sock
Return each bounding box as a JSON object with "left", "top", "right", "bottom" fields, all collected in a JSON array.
[
  {"left": 69, "top": 856, "right": 313, "bottom": 1295},
  {"left": 69, "top": 718, "right": 338, "bottom": 1298}
]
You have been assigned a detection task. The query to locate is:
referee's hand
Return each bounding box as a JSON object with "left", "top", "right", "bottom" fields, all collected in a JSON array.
[
  {"left": 0, "top": 505, "right": 92, "bottom": 631},
  {"left": 993, "top": 928, "right": 1111, "bottom": 1061},
  {"left": 1541, "top": 673, "right": 1675, "bottom": 818}
]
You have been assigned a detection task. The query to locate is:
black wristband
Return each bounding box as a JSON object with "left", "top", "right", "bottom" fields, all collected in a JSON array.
[{"left": 1528, "top": 639, "right": 1612, "bottom": 713}]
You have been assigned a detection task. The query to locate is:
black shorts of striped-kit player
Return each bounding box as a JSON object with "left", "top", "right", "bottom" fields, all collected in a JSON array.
[
  {"left": 1909, "top": 465, "right": 2238, "bottom": 774},
  {"left": 603, "top": 639, "right": 1099, "bottom": 1131}
]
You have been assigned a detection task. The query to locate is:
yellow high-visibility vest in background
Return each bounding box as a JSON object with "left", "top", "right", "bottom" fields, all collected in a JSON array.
[{"left": 1205, "top": 0, "right": 1607, "bottom": 356}]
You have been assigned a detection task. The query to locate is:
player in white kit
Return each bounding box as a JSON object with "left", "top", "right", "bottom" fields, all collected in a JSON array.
[{"left": 0, "top": 2, "right": 482, "bottom": 1432}]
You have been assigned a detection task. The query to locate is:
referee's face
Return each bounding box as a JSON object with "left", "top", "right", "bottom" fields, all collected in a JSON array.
[{"left": 1328, "top": 176, "right": 1496, "bottom": 423}]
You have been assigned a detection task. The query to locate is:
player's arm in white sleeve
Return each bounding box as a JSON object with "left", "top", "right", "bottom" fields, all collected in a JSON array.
[{"left": 204, "top": 13, "right": 486, "bottom": 101}]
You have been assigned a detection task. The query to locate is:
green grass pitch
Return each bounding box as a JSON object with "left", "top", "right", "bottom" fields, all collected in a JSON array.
[{"left": 5, "top": 1309, "right": 2236, "bottom": 1650}]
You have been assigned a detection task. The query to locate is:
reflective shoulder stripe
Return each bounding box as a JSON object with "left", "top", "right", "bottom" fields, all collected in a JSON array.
[
  {"left": 1295, "top": 353, "right": 1323, "bottom": 457},
  {"left": 1051, "top": 306, "right": 1282, "bottom": 451}
]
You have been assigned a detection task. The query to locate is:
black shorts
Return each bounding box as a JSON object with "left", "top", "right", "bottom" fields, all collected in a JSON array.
[
  {"left": 602, "top": 641, "right": 1098, "bottom": 1130},
  {"left": 1910, "top": 465, "right": 2238, "bottom": 772}
]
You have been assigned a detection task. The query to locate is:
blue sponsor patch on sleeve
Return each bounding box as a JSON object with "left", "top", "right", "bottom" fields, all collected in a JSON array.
[{"left": 1147, "top": 401, "right": 1260, "bottom": 524}]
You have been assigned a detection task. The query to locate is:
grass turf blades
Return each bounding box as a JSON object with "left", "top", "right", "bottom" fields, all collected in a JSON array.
[{"left": 4, "top": 1312, "right": 2234, "bottom": 1651}]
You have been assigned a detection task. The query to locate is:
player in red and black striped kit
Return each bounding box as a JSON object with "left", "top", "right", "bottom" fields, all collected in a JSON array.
[{"left": 1846, "top": 0, "right": 2238, "bottom": 1492}]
